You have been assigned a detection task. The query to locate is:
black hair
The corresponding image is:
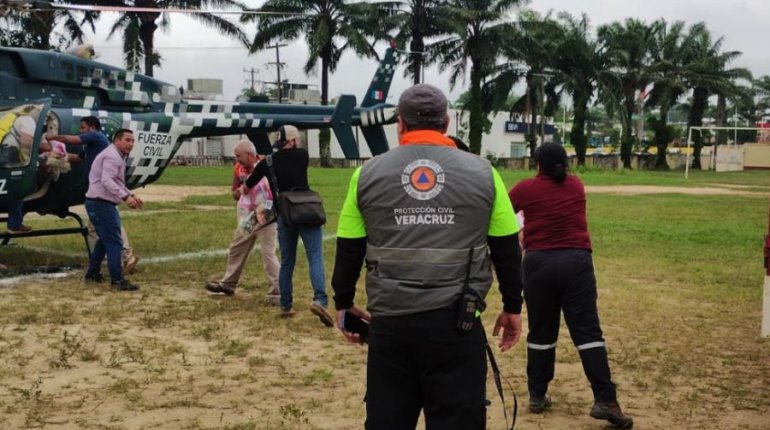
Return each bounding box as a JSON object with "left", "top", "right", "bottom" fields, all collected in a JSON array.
[
  {"left": 112, "top": 128, "right": 133, "bottom": 142},
  {"left": 80, "top": 116, "right": 102, "bottom": 131},
  {"left": 535, "top": 143, "right": 568, "bottom": 183},
  {"left": 402, "top": 118, "right": 448, "bottom": 132}
]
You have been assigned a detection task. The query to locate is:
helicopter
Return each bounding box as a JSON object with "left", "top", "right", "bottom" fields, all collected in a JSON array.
[{"left": 0, "top": 24, "right": 400, "bottom": 253}]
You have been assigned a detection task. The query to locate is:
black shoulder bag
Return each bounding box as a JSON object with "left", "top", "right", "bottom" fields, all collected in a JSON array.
[{"left": 266, "top": 155, "right": 326, "bottom": 228}]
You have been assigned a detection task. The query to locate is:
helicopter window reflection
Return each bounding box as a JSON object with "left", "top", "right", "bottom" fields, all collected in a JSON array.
[
  {"left": 63, "top": 62, "right": 74, "bottom": 81},
  {"left": 0, "top": 104, "right": 41, "bottom": 169},
  {"left": 0, "top": 53, "right": 21, "bottom": 77}
]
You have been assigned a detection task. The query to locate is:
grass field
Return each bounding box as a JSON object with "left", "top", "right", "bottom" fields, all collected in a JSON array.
[{"left": 0, "top": 167, "right": 768, "bottom": 429}]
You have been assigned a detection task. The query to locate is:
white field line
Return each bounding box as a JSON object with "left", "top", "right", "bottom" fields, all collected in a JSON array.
[
  {"left": 0, "top": 271, "right": 77, "bottom": 286},
  {"left": 143, "top": 233, "right": 338, "bottom": 264},
  {"left": 1, "top": 234, "right": 338, "bottom": 285}
]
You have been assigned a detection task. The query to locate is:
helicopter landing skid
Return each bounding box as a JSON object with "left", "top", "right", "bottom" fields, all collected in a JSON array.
[{"left": 0, "top": 211, "right": 92, "bottom": 258}]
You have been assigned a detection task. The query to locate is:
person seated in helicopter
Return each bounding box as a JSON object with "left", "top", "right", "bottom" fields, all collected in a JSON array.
[
  {"left": 2, "top": 112, "right": 37, "bottom": 233},
  {"left": 0, "top": 110, "right": 36, "bottom": 168}
]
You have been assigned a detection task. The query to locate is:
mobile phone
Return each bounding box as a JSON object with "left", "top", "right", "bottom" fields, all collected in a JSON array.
[{"left": 342, "top": 310, "right": 370, "bottom": 343}]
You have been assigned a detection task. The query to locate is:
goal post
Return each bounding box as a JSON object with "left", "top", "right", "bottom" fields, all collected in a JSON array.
[{"left": 684, "top": 126, "right": 767, "bottom": 179}]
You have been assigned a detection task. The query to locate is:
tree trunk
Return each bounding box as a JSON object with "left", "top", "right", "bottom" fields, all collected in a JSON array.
[
  {"left": 621, "top": 94, "right": 635, "bottom": 168},
  {"left": 467, "top": 63, "right": 484, "bottom": 155},
  {"left": 29, "top": 11, "right": 54, "bottom": 50},
  {"left": 688, "top": 86, "right": 708, "bottom": 169},
  {"left": 319, "top": 51, "right": 332, "bottom": 167},
  {"left": 715, "top": 93, "right": 726, "bottom": 145},
  {"left": 654, "top": 105, "right": 670, "bottom": 170},
  {"left": 139, "top": 14, "right": 159, "bottom": 77},
  {"left": 526, "top": 84, "right": 538, "bottom": 168},
  {"left": 410, "top": 37, "right": 423, "bottom": 85},
  {"left": 571, "top": 94, "right": 588, "bottom": 167}
]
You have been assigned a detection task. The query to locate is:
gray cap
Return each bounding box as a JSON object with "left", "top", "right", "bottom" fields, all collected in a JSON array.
[{"left": 398, "top": 84, "right": 448, "bottom": 127}]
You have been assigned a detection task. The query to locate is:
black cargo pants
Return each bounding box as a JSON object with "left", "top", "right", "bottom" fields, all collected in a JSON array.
[
  {"left": 365, "top": 308, "right": 487, "bottom": 430},
  {"left": 522, "top": 249, "right": 617, "bottom": 403}
]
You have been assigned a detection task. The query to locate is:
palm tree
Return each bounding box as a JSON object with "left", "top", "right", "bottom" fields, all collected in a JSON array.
[
  {"left": 598, "top": 18, "right": 657, "bottom": 168},
  {"left": 549, "top": 12, "right": 615, "bottom": 166},
  {"left": 243, "top": 0, "right": 391, "bottom": 166},
  {"left": 0, "top": 5, "right": 98, "bottom": 50},
  {"left": 502, "top": 10, "right": 559, "bottom": 160},
  {"left": 103, "top": 0, "right": 248, "bottom": 77},
  {"left": 681, "top": 24, "right": 751, "bottom": 168},
  {"left": 382, "top": 1, "right": 450, "bottom": 85},
  {"left": 644, "top": 19, "right": 689, "bottom": 169},
  {"left": 429, "top": 0, "right": 525, "bottom": 155}
]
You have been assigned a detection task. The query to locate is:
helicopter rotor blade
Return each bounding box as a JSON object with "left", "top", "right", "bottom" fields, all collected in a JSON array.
[{"left": 0, "top": 0, "right": 302, "bottom": 15}]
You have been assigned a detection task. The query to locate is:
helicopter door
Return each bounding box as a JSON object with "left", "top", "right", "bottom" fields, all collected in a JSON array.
[{"left": 0, "top": 99, "right": 52, "bottom": 203}]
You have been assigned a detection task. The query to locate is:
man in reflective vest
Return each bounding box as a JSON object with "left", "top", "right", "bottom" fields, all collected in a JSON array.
[{"left": 332, "top": 83, "right": 524, "bottom": 430}]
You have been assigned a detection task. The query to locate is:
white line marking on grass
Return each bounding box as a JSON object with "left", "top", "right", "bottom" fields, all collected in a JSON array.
[
  {"left": 0, "top": 271, "right": 77, "bottom": 287},
  {"left": 4, "top": 233, "right": 338, "bottom": 265},
  {"left": 142, "top": 233, "right": 338, "bottom": 264}
]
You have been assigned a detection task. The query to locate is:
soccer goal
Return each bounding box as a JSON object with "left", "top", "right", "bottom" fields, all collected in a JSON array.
[{"left": 684, "top": 126, "right": 767, "bottom": 179}]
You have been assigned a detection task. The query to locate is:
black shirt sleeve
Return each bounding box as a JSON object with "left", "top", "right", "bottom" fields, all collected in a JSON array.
[
  {"left": 488, "top": 233, "right": 523, "bottom": 314},
  {"left": 244, "top": 159, "right": 269, "bottom": 189},
  {"left": 331, "top": 237, "right": 367, "bottom": 310}
]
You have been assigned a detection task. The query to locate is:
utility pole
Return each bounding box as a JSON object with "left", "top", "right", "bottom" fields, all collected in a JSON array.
[
  {"left": 243, "top": 67, "right": 259, "bottom": 94},
  {"left": 266, "top": 43, "right": 288, "bottom": 103}
]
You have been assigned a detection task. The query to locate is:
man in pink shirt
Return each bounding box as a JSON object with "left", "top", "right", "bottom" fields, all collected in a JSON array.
[{"left": 84, "top": 129, "right": 143, "bottom": 291}]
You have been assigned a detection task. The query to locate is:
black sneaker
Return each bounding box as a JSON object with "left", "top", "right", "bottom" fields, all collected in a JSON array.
[
  {"left": 84, "top": 273, "right": 104, "bottom": 283},
  {"left": 111, "top": 279, "right": 139, "bottom": 291},
  {"left": 529, "top": 394, "right": 552, "bottom": 413},
  {"left": 590, "top": 401, "right": 634, "bottom": 429}
]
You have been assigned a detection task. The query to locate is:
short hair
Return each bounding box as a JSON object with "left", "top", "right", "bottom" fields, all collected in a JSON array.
[
  {"left": 234, "top": 139, "right": 257, "bottom": 155},
  {"left": 80, "top": 116, "right": 102, "bottom": 131},
  {"left": 398, "top": 84, "right": 448, "bottom": 132},
  {"left": 113, "top": 128, "right": 133, "bottom": 142}
]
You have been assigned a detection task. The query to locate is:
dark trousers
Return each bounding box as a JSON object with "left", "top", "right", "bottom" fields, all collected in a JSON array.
[
  {"left": 6, "top": 199, "right": 23, "bottom": 229},
  {"left": 365, "top": 309, "right": 487, "bottom": 430},
  {"left": 85, "top": 199, "right": 124, "bottom": 282},
  {"left": 523, "top": 249, "right": 616, "bottom": 403}
]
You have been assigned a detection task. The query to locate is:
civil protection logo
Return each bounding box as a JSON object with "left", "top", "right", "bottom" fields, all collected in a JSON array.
[{"left": 401, "top": 159, "right": 445, "bottom": 200}]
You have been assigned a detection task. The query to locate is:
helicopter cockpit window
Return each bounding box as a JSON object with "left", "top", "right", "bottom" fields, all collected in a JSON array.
[{"left": 0, "top": 104, "right": 42, "bottom": 168}]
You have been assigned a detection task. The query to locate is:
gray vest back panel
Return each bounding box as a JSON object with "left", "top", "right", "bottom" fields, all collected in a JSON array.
[{"left": 357, "top": 144, "right": 496, "bottom": 316}]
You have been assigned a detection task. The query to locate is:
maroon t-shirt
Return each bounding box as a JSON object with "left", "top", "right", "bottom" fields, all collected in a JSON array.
[{"left": 508, "top": 174, "right": 592, "bottom": 251}]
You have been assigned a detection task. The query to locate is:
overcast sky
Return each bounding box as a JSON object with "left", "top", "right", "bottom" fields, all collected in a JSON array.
[{"left": 88, "top": 0, "right": 770, "bottom": 104}]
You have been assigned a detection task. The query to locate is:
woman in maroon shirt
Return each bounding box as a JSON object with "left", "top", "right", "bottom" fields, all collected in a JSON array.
[{"left": 509, "top": 143, "right": 633, "bottom": 429}]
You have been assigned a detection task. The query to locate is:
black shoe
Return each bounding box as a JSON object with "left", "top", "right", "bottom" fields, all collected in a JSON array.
[
  {"left": 111, "top": 279, "right": 139, "bottom": 291},
  {"left": 590, "top": 401, "right": 634, "bottom": 429},
  {"left": 529, "top": 394, "right": 552, "bottom": 413},
  {"left": 85, "top": 273, "right": 104, "bottom": 283},
  {"left": 205, "top": 281, "right": 235, "bottom": 296}
]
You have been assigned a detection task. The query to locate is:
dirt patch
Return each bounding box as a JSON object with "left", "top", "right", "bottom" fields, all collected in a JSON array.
[{"left": 133, "top": 185, "right": 228, "bottom": 202}]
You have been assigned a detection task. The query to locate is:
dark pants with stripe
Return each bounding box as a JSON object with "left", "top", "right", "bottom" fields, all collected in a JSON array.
[
  {"left": 523, "top": 249, "right": 617, "bottom": 403},
  {"left": 365, "top": 308, "right": 487, "bottom": 430}
]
